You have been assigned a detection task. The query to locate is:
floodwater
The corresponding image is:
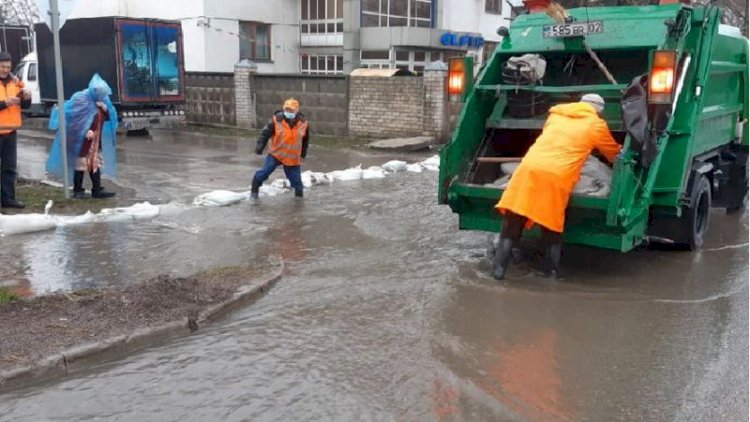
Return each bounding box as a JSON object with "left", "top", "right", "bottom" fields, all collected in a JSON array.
[{"left": 1, "top": 130, "right": 747, "bottom": 421}]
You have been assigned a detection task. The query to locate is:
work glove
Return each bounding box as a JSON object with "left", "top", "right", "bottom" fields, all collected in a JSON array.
[{"left": 255, "top": 142, "right": 264, "bottom": 155}]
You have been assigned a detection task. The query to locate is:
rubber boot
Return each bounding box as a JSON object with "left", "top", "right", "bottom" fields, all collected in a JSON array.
[
  {"left": 250, "top": 176, "right": 261, "bottom": 199},
  {"left": 544, "top": 242, "right": 563, "bottom": 280},
  {"left": 72, "top": 171, "right": 88, "bottom": 199},
  {"left": 294, "top": 189, "right": 303, "bottom": 198},
  {"left": 90, "top": 171, "right": 115, "bottom": 198},
  {"left": 492, "top": 238, "right": 515, "bottom": 280}
]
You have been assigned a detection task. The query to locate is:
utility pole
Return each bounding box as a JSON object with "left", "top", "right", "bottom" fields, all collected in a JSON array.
[{"left": 50, "top": 0, "right": 69, "bottom": 198}]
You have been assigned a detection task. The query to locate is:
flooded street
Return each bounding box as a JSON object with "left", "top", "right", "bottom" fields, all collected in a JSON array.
[{"left": 1, "top": 131, "right": 747, "bottom": 421}]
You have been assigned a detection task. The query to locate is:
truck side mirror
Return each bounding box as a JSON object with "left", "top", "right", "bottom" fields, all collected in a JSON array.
[{"left": 497, "top": 27, "right": 510, "bottom": 37}]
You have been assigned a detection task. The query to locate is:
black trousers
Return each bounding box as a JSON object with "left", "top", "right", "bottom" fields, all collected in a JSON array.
[
  {"left": 0, "top": 131, "right": 17, "bottom": 203},
  {"left": 501, "top": 211, "right": 562, "bottom": 246}
]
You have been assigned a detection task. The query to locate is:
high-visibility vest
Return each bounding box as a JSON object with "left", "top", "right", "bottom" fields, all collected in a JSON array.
[
  {"left": 269, "top": 115, "right": 307, "bottom": 166},
  {"left": 0, "top": 78, "right": 24, "bottom": 135}
]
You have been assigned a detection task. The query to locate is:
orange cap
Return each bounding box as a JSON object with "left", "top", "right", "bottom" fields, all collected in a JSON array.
[{"left": 283, "top": 98, "right": 300, "bottom": 111}]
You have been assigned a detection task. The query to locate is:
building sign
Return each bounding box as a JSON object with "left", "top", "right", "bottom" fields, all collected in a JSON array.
[{"left": 440, "top": 32, "right": 485, "bottom": 49}]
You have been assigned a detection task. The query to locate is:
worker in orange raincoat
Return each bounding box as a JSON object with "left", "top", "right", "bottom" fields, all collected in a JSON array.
[{"left": 493, "top": 94, "right": 621, "bottom": 280}]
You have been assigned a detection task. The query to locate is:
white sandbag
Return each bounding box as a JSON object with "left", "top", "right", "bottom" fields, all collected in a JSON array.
[
  {"left": 488, "top": 156, "right": 612, "bottom": 197},
  {"left": 301, "top": 171, "right": 333, "bottom": 187},
  {"left": 99, "top": 202, "right": 161, "bottom": 221},
  {"left": 192, "top": 190, "right": 248, "bottom": 207},
  {"left": 270, "top": 178, "right": 291, "bottom": 190},
  {"left": 406, "top": 163, "right": 423, "bottom": 173},
  {"left": 55, "top": 211, "right": 98, "bottom": 227},
  {"left": 500, "top": 162, "right": 520, "bottom": 175},
  {"left": 0, "top": 213, "right": 57, "bottom": 236},
  {"left": 259, "top": 185, "right": 286, "bottom": 197},
  {"left": 419, "top": 155, "right": 441, "bottom": 172},
  {"left": 382, "top": 160, "right": 408, "bottom": 172},
  {"left": 329, "top": 165, "right": 364, "bottom": 181},
  {"left": 362, "top": 166, "right": 387, "bottom": 179}
]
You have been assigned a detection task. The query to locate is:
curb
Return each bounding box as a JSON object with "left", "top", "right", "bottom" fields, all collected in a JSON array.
[{"left": 0, "top": 261, "right": 284, "bottom": 392}]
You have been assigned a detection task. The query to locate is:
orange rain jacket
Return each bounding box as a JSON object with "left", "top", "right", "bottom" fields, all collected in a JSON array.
[
  {"left": 256, "top": 112, "right": 310, "bottom": 167},
  {"left": 495, "top": 102, "right": 622, "bottom": 233},
  {"left": 0, "top": 77, "right": 25, "bottom": 135}
]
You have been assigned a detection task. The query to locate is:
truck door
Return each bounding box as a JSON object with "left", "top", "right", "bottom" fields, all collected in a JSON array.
[{"left": 116, "top": 19, "right": 185, "bottom": 103}]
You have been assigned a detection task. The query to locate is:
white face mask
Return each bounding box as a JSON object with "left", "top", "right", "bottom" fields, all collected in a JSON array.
[{"left": 283, "top": 111, "right": 297, "bottom": 120}]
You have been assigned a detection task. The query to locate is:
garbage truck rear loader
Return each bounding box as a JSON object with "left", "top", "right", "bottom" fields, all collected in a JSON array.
[{"left": 439, "top": 4, "right": 748, "bottom": 252}]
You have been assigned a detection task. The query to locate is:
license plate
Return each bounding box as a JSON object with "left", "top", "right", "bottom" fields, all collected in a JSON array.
[{"left": 542, "top": 21, "right": 604, "bottom": 38}]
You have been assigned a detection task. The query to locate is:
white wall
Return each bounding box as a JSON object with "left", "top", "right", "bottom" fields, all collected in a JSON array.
[
  {"left": 203, "top": 0, "right": 300, "bottom": 74},
  {"left": 62, "top": 0, "right": 300, "bottom": 73},
  {"left": 440, "top": 0, "right": 509, "bottom": 43}
]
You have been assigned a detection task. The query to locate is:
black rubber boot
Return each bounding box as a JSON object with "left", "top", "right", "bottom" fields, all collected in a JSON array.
[
  {"left": 492, "top": 238, "right": 515, "bottom": 280},
  {"left": 544, "top": 242, "right": 563, "bottom": 280},
  {"left": 90, "top": 171, "right": 115, "bottom": 199},
  {"left": 72, "top": 171, "right": 88, "bottom": 199},
  {"left": 294, "top": 189, "right": 303, "bottom": 198},
  {"left": 250, "top": 176, "right": 261, "bottom": 199}
]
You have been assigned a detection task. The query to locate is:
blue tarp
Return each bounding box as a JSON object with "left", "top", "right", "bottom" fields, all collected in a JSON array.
[{"left": 46, "top": 74, "right": 118, "bottom": 182}]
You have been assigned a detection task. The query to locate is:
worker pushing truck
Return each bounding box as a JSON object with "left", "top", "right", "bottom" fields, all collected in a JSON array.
[{"left": 438, "top": 1, "right": 749, "bottom": 278}]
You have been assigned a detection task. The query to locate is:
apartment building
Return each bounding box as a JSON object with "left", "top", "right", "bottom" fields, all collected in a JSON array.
[{"left": 63, "top": 0, "right": 512, "bottom": 74}]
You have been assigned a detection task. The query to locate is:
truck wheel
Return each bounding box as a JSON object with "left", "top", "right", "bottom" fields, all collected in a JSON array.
[
  {"left": 725, "top": 160, "right": 748, "bottom": 213},
  {"left": 674, "top": 175, "right": 711, "bottom": 250}
]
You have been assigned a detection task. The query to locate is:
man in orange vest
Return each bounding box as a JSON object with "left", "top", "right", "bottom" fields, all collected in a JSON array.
[
  {"left": 0, "top": 52, "right": 31, "bottom": 208},
  {"left": 492, "top": 93, "right": 621, "bottom": 280},
  {"left": 251, "top": 98, "right": 310, "bottom": 199}
]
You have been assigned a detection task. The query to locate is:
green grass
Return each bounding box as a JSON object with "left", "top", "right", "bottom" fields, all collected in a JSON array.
[
  {"left": 184, "top": 123, "right": 372, "bottom": 150},
  {"left": 6, "top": 178, "right": 117, "bottom": 216},
  {"left": 0, "top": 287, "right": 19, "bottom": 304}
]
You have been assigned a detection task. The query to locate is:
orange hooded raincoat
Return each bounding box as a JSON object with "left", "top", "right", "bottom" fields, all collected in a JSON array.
[{"left": 495, "top": 102, "right": 621, "bottom": 233}]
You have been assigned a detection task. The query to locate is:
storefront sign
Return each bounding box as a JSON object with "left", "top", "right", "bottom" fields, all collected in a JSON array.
[{"left": 440, "top": 32, "right": 485, "bottom": 49}]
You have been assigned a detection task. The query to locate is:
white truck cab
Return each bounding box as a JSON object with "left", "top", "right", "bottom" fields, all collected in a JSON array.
[{"left": 13, "top": 52, "right": 45, "bottom": 116}]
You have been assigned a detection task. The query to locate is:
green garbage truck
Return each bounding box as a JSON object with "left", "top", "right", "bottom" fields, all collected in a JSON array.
[{"left": 438, "top": 3, "right": 749, "bottom": 252}]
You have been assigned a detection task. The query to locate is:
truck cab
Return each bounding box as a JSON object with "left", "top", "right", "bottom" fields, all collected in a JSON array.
[{"left": 13, "top": 52, "right": 45, "bottom": 116}]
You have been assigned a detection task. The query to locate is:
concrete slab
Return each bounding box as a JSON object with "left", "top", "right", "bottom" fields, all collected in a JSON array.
[{"left": 367, "top": 136, "right": 433, "bottom": 152}]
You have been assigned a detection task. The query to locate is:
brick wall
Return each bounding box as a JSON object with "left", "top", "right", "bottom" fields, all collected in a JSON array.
[
  {"left": 253, "top": 75, "right": 349, "bottom": 136},
  {"left": 185, "top": 72, "right": 236, "bottom": 126},
  {"left": 348, "top": 77, "right": 425, "bottom": 138}
]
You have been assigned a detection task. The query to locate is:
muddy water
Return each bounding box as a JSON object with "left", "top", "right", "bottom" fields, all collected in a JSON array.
[{"left": 1, "top": 132, "right": 747, "bottom": 421}]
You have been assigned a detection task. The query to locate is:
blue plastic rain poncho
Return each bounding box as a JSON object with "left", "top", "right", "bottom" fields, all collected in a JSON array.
[{"left": 46, "top": 74, "right": 118, "bottom": 183}]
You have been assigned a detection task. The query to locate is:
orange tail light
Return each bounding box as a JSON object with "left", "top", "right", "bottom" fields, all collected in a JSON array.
[
  {"left": 448, "top": 58, "right": 465, "bottom": 96},
  {"left": 649, "top": 50, "right": 677, "bottom": 104}
]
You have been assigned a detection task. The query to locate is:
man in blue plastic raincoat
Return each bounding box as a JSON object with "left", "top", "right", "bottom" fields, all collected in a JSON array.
[{"left": 46, "top": 74, "right": 118, "bottom": 198}]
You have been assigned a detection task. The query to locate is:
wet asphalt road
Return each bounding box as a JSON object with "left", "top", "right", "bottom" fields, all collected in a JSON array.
[{"left": 0, "top": 130, "right": 747, "bottom": 421}]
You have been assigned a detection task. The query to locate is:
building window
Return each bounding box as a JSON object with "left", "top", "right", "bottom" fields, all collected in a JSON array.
[
  {"left": 302, "top": 0, "right": 344, "bottom": 34},
  {"left": 483, "top": 41, "right": 498, "bottom": 63},
  {"left": 240, "top": 22, "right": 271, "bottom": 61},
  {"left": 361, "top": 48, "right": 467, "bottom": 74},
  {"left": 301, "top": 54, "right": 344, "bottom": 75},
  {"left": 362, "top": 0, "right": 433, "bottom": 28},
  {"left": 485, "top": 0, "right": 502, "bottom": 14}
]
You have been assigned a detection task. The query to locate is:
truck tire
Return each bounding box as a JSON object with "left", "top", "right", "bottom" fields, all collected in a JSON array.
[
  {"left": 725, "top": 159, "right": 748, "bottom": 213},
  {"left": 673, "top": 175, "right": 712, "bottom": 250}
]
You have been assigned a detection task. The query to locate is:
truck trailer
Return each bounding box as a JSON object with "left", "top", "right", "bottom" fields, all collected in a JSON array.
[
  {"left": 439, "top": 3, "right": 749, "bottom": 252},
  {"left": 34, "top": 17, "right": 187, "bottom": 131}
]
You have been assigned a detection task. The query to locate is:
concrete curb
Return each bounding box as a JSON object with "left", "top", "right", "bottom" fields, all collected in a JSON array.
[{"left": 0, "top": 261, "right": 284, "bottom": 392}]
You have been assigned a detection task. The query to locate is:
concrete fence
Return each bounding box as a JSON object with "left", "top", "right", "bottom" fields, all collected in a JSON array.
[
  {"left": 254, "top": 75, "right": 349, "bottom": 136},
  {"left": 185, "top": 62, "right": 457, "bottom": 142},
  {"left": 185, "top": 72, "right": 236, "bottom": 126}
]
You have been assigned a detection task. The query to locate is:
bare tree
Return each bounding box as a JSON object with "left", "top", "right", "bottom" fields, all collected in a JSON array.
[{"left": 0, "top": 0, "right": 40, "bottom": 27}]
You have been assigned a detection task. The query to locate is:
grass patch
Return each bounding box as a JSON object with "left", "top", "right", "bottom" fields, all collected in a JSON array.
[
  {"left": 186, "top": 124, "right": 261, "bottom": 139},
  {"left": 185, "top": 123, "right": 371, "bottom": 150},
  {"left": 7, "top": 178, "right": 118, "bottom": 216},
  {"left": 0, "top": 287, "right": 19, "bottom": 304}
]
